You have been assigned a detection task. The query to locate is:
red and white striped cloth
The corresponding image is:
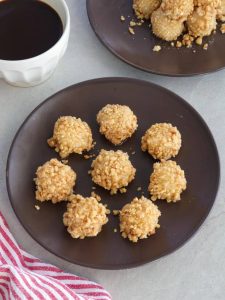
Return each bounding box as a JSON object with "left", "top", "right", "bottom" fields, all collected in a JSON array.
[{"left": 0, "top": 212, "right": 111, "bottom": 300}]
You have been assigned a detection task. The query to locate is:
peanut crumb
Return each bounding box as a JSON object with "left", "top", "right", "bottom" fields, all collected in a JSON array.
[
  {"left": 88, "top": 170, "right": 91, "bottom": 175},
  {"left": 62, "top": 160, "right": 68, "bottom": 164},
  {"left": 176, "top": 41, "right": 182, "bottom": 48},
  {"left": 91, "top": 191, "right": 101, "bottom": 202},
  {"left": 120, "top": 15, "right": 125, "bottom": 21},
  {"left": 171, "top": 42, "right": 175, "bottom": 47},
  {"left": 128, "top": 27, "right": 135, "bottom": 35},
  {"left": 137, "top": 187, "right": 142, "bottom": 191},
  {"left": 92, "top": 186, "right": 96, "bottom": 190},
  {"left": 130, "top": 20, "right": 136, "bottom": 27},
  {"left": 113, "top": 210, "right": 120, "bottom": 216},
  {"left": 120, "top": 187, "right": 127, "bottom": 194},
  {"left": 203, "top": 43, "right": 208, "bottom": 50},
  {"left": 35, "top": 205, "right": 40, "bottom": 211},
  {"left": 153, "top": 45, "right": 161, "bottom": 52},
  {"left": 84, "top": 154, "right": 96, "bottom": 160},
  {"left": 114, "top": 228, "right": 118, "bottom": 233},
  {"left": 195, "top": 37, "right": 203, "bottom": 45},
  {"left": 132, "top": 151, "right": 136, "bottom": 155},
  {"left": 220, "top": 24, "right": 225, "bottom": 34}
]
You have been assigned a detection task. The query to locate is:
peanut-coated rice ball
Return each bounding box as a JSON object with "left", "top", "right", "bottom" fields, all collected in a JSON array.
[
  {"left": 91, "top": 150, "right": 136, "bottom": 194},
  {"left": 119, "top": 196, "right": 161, "bottom": 243},
  {"left": 35, "top": 158, "right": 76, "bottom": 203},
  {"left": 48, "top": 116, "right": 93, "bottom": 158},
  {"left": 97, "top": 104, "right": 138, "bottom": 145},
  {"left": 133, "top": 0, "right": 161, "bottom": 19},
  {"left": 141, "top": 123, "right": 182, "bottom": 161},
  {"left": 149, "top": 160, "right": 187, "bottom": 203},
  {"left": 151, "top": 8, "right": 185, "bottom": 41},
  {"left": 63, "top": 194, "right": 109, "bottom": 239}
]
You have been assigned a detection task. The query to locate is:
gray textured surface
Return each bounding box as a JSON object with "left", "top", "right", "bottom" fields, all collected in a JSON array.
[{"left": 0, "top": 1, "right": 224, "bottom": 299}]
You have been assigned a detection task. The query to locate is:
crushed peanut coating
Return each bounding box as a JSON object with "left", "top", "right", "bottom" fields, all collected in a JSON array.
[
  {"left": 151, "top": 8, "right": 185, "bottom": 41},
  {"left": 133, "top": 0, "right": 161, "bottom": 19},
  {"left": 97, "top": 104, "right": 138, "bottom": 145},
  {"left": 194, "top": 0, "right": 221, "bottom": 9},
  {"left": 119, "top": 196, "right": 161, "bottom": 243},
  {"left": 220, "top": 23, "right": 225, "bottom": 33},
  {"left": 141, "top": 123, "right": 182, "bottom": 161},
  {"left": 217, "top": 0, "right": 225, "bottom": 20},
  {"left": 35, "top": 159, "right": 76, "bottom": 203},
  {"left": 187, "top": 5, "right": 217, "bottom": 37},
  {"left": 91, "top": 150, "right": 136, "bottom": 194},
  {"left": 161, "top": 0, "right": 194, "bottom": 20},
  {"left": 149, "top": 160, "right": 187, "bottom": 203},
  {"left": 48, "top": 116, "right": 93, "bottom": 158},
  {"left": 63, "top": 194, "right": 109, "bottom": 239}
]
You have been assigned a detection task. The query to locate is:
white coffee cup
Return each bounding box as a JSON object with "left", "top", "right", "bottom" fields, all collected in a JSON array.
[{"left": 0, "top": 0, "right": 70, "bottom": 87}]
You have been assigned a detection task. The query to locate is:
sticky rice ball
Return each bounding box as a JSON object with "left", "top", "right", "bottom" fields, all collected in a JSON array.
[
  {"left": 149, "top": 160, "right": 187, "bottom": 203},
  {"left": 187, "top": 5, "right": 217, "bottom": 37},
  {"left": 97, "top": 104, "right": 138, "bottom": 145},
  {"left": 63, "top": 194, "right": 109, "bottom": 239},
  {"left": 48, "top": 116, "right": 93, "bottom": 158},
  {"left": 141, "top": 123, "right": 182, "bottom": 161},
  {"left": 91, "top": 150, "right": 136, "bottom": 194},
  {"left": 161, "top": 0, "right": 194, "bottom": 20},
  {"left": 119, "top": 196, "right": 161, "bottom": 243},
  {"left": 35, "top": 159, "right": 76, "bottom": 203},
  {"left": 133, "top": 0, "right": 161, "bottom": 19},
  {"left": 151, "top": 8, "right": 185, "bottom": 41}
]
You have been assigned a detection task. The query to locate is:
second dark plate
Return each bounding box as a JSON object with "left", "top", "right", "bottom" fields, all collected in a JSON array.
[
  {"left": 7, "top": 78, "right": 219, "bottom": 269},
  {"left": 87, "top": 0, "right": 225, "bottom": 76}
]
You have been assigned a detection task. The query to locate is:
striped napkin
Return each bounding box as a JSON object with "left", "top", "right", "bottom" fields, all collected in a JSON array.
[{"left": 0, "top": 212, "right": 111, "bottom": 300}]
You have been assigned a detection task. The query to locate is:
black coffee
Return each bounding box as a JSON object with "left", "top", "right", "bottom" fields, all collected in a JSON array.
[{"left": 0, "top": 0, "right": 63, "bottom": 60}]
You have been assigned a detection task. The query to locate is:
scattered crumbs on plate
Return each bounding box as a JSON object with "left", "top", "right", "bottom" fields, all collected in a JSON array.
[
  {"left": 114, "top": 228, "right": 118, "bottom": 233},
  {"left": 203, "top": 43, "right": 208, "bottom": 50},
  {"left": 193, "top": 49, "right": 196, "bottom": 53},
  {"left": 92, "top": 186, "right": 96, "bottom": 190},
  {"left": 88, "top": 170, "right": 91, "bottom": 174},
  {"left": 35, "top": 205, "right": 40, "bottom": 211},
  {"left": 137, "top": 187, "right": 142, "bottom": 191},
  {"left": 62, "top": 159, "right": 68, "bottom": 164},
  {"left": 113, "top": 210, "right": 120, "bottom": 216},
  {"left": 130, "top": 20, "right": 136, "bottom": 27},
  {"left": 120, "top": 15, "right": 125, "bottom": 22},
  {"left": 84, "top": 154, "right": 96, "bottom": 160},
  {"left": 171, "top": 42, "right": 175, "bottom": 47},
  {"left": 220, "top": 24, "right": 225, "bottom": 34},
  {"left": 132, "top": 151, "right": 136, "bottom": 155},
  {"left": 195, "top": 36, "right": 203, "bottom": 45},
  {"left": 176, "top": 41, "right": 182, "bottom": 48},
  {"left": 120, "top": 187, "right": 127, "bottom": 193},
  {"left": 91, "top": 191, "right": 101, "bottom": 201},
  {"left": 153, "top": 45, "right": 161, "bottom": 52},
  {"left": 128, "top": 27, "right": 135, "bottom": 35}
]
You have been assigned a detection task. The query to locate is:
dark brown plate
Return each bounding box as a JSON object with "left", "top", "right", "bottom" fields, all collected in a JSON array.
[
  {"left": 7, "top": 78, "right": 220, "bottom": 269},
  {"left": 87, "top": 0, "right": 225, "bottom": 76}
]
